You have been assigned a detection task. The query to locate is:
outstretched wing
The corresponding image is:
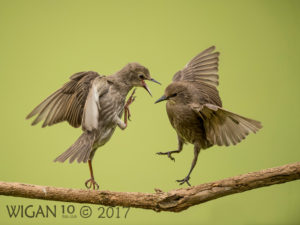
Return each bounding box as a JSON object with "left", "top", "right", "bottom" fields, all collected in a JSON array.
[
  {"left": 172, "top": 46, "right": 219, "bottom": 87},
  {"left": 191, "top": 103, "right": 262, "bottom": 146},
  {"left": 173, "top": 46, "right": 222, "bottom": 106},
  {"left": 26, "top": 71, "right": 101, "bottom": 128}
]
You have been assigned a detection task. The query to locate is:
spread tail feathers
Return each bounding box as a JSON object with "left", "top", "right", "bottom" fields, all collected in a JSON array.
[
  {"left": 202, "top": 104, "right": 262, "bottom": 146},
  {"left": 192, "top": 103, "right": 262, "bottom": 146},
  {"left": 54, "top": 132, "right": 96, "bottom": 163}
]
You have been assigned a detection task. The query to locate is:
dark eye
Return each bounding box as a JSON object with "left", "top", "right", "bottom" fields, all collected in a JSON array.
[
  {"left": 170, "top": 93, "right": 177, "bottom": 98},
  {"left": 139, "top": 74, "right": 145, "bottom": 79}
]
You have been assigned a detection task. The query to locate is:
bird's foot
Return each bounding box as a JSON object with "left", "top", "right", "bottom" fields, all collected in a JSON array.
[
  {"left": 156, "top": 151, "right": 176, "bottom": 162},
  {"left": 124, "top": 88, "right": 136, "bottom": 121},
  {"left": 176, "top": 176, "right": 191, "bottom": 186},
  {"left": 85, "top": 178, "right": 99, "bottom": 190}
]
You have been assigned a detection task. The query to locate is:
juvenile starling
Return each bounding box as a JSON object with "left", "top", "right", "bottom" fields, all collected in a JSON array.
[
  {"left": 155, "top": 46, "right": 262, "bottom": 186},
  {"left": 27, "top": 63, "right": 160, "bottom": 189}
]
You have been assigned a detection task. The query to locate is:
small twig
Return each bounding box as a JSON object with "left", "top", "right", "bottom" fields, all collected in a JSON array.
[{"left": 0, "top": 162, "right": 299, "bottom": 212}]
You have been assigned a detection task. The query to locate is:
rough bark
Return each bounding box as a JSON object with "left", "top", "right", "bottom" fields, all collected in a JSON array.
[{"left": 0, "top": 162, "right": 299, "bottom": 212}]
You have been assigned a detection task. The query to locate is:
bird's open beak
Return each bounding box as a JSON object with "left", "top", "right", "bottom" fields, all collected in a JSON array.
[
  {"left": 141, "top": 80, "right": 152, "bottom": 97},
  {"left": 155, "top": 95, "right": 167, "bottom": 104},
  {"left": 141, "top": 78, "right": 161, "bottom": 97}
]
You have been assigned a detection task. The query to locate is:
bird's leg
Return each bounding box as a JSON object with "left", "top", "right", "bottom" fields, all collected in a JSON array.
[
  {"left": 177, "top": 144, "right": 201, "bottom": 186},
  {"left": 156, "top": 137, "right": 183, "bottom": 161},
  {"left": 124, "top": 88, "right": 136, "bottom": 126},
  {"left": 85, "top": 159, "right": 99, "bottom": 190}
]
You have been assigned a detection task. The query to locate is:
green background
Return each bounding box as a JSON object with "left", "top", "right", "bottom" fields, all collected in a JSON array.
[{"left": 0, "top": 0, "right": 299, "bottom": 224}]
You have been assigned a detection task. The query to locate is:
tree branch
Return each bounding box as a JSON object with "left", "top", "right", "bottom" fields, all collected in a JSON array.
[{"left": 1, "top": 162, "right": 299, "bottom": 212}]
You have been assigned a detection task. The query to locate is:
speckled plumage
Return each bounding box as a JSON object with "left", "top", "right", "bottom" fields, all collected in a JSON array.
[
  {"left": 156, "top": 46, "right": 262, "bottom": 186},
  {"left": 27, "top": 63, "right": 159, "bottom": 189}
]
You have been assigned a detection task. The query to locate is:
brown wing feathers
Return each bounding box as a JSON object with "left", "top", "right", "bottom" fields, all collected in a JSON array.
[
  {"left": 173, "top": 46, "right": 220, "bottom": 88},
  {"left": 180, "top": 46, "right": 262, "bottom": 146},
  {"left": 197, "top": 104, "right": 262, "bottom": 146},
  {"left": 26, "top": 71, "right": 99, "bottom": 128}
]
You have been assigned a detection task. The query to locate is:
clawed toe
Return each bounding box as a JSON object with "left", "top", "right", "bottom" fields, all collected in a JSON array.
[
  {"left": 125, "top": 107, "right": 132, "bottom": 121},
  {"left": 124, "top": 89, "right": 136, "bottom": 121},
  {"left": 168, "top": 153, "right": 175, "bottom": 161},
  {"left": 125, "top": 89, "right": 136, "bottom": 107},
  {"left": 156, "top": 151, "right": 175, "bottom": 162},
  {"left": 85, "top": 178, "right": 99, "bottom": 190},
  {"left": 176, "top": 176, "right": 191, "bottom": 186}
]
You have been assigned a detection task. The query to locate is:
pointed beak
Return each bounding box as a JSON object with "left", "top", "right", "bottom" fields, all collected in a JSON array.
[
  {"left": 150, "top": 78, "right": 161, "bottom": 85},
  {"left": 155, "top": 95, "right": 167, "bottom": 104},
  {"left": 141, "top": 80, "right": 152, "bottom": 97}
]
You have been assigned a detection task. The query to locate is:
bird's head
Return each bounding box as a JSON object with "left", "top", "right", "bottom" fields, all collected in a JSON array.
[
  {"left": 124, "top": 62, "right": 161, "bottom": 96},
  {"left": 155, "top": 82, "right": 191, "bottom": 104}
]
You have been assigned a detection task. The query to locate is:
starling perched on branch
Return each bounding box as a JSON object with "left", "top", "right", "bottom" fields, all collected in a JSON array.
[
  {"left": 27, "top": 63, "right": 160, "bottom": 189},
  {"left": 155, "top": 46, "right": 262, "bottom": 186}
]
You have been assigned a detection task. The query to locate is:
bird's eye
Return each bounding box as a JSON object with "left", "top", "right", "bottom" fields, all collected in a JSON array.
[
  {"left": 170, "top": 93, "right": 177, "bottom": 98},
  {"left": 139, "top": 74, "right": 145, "bottom": 79}
]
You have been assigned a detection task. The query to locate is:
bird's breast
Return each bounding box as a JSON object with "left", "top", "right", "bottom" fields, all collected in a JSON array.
[
  {"left": 99, "top": 89, "right": 125, "bottom": 124},
  {"left": 93, "top": 88, "right": 126, "bottom": 147},
  {"left": 166, "top": 102, "right": 206, "bottom": 144}
]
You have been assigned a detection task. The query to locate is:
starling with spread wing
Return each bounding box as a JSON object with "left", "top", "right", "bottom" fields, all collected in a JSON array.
[
  {"left": 155, "top": 46, "right": 262, "bottom": 186},
  {"left": 27, "top": 63, "right": 160, "bottom": 189}
]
